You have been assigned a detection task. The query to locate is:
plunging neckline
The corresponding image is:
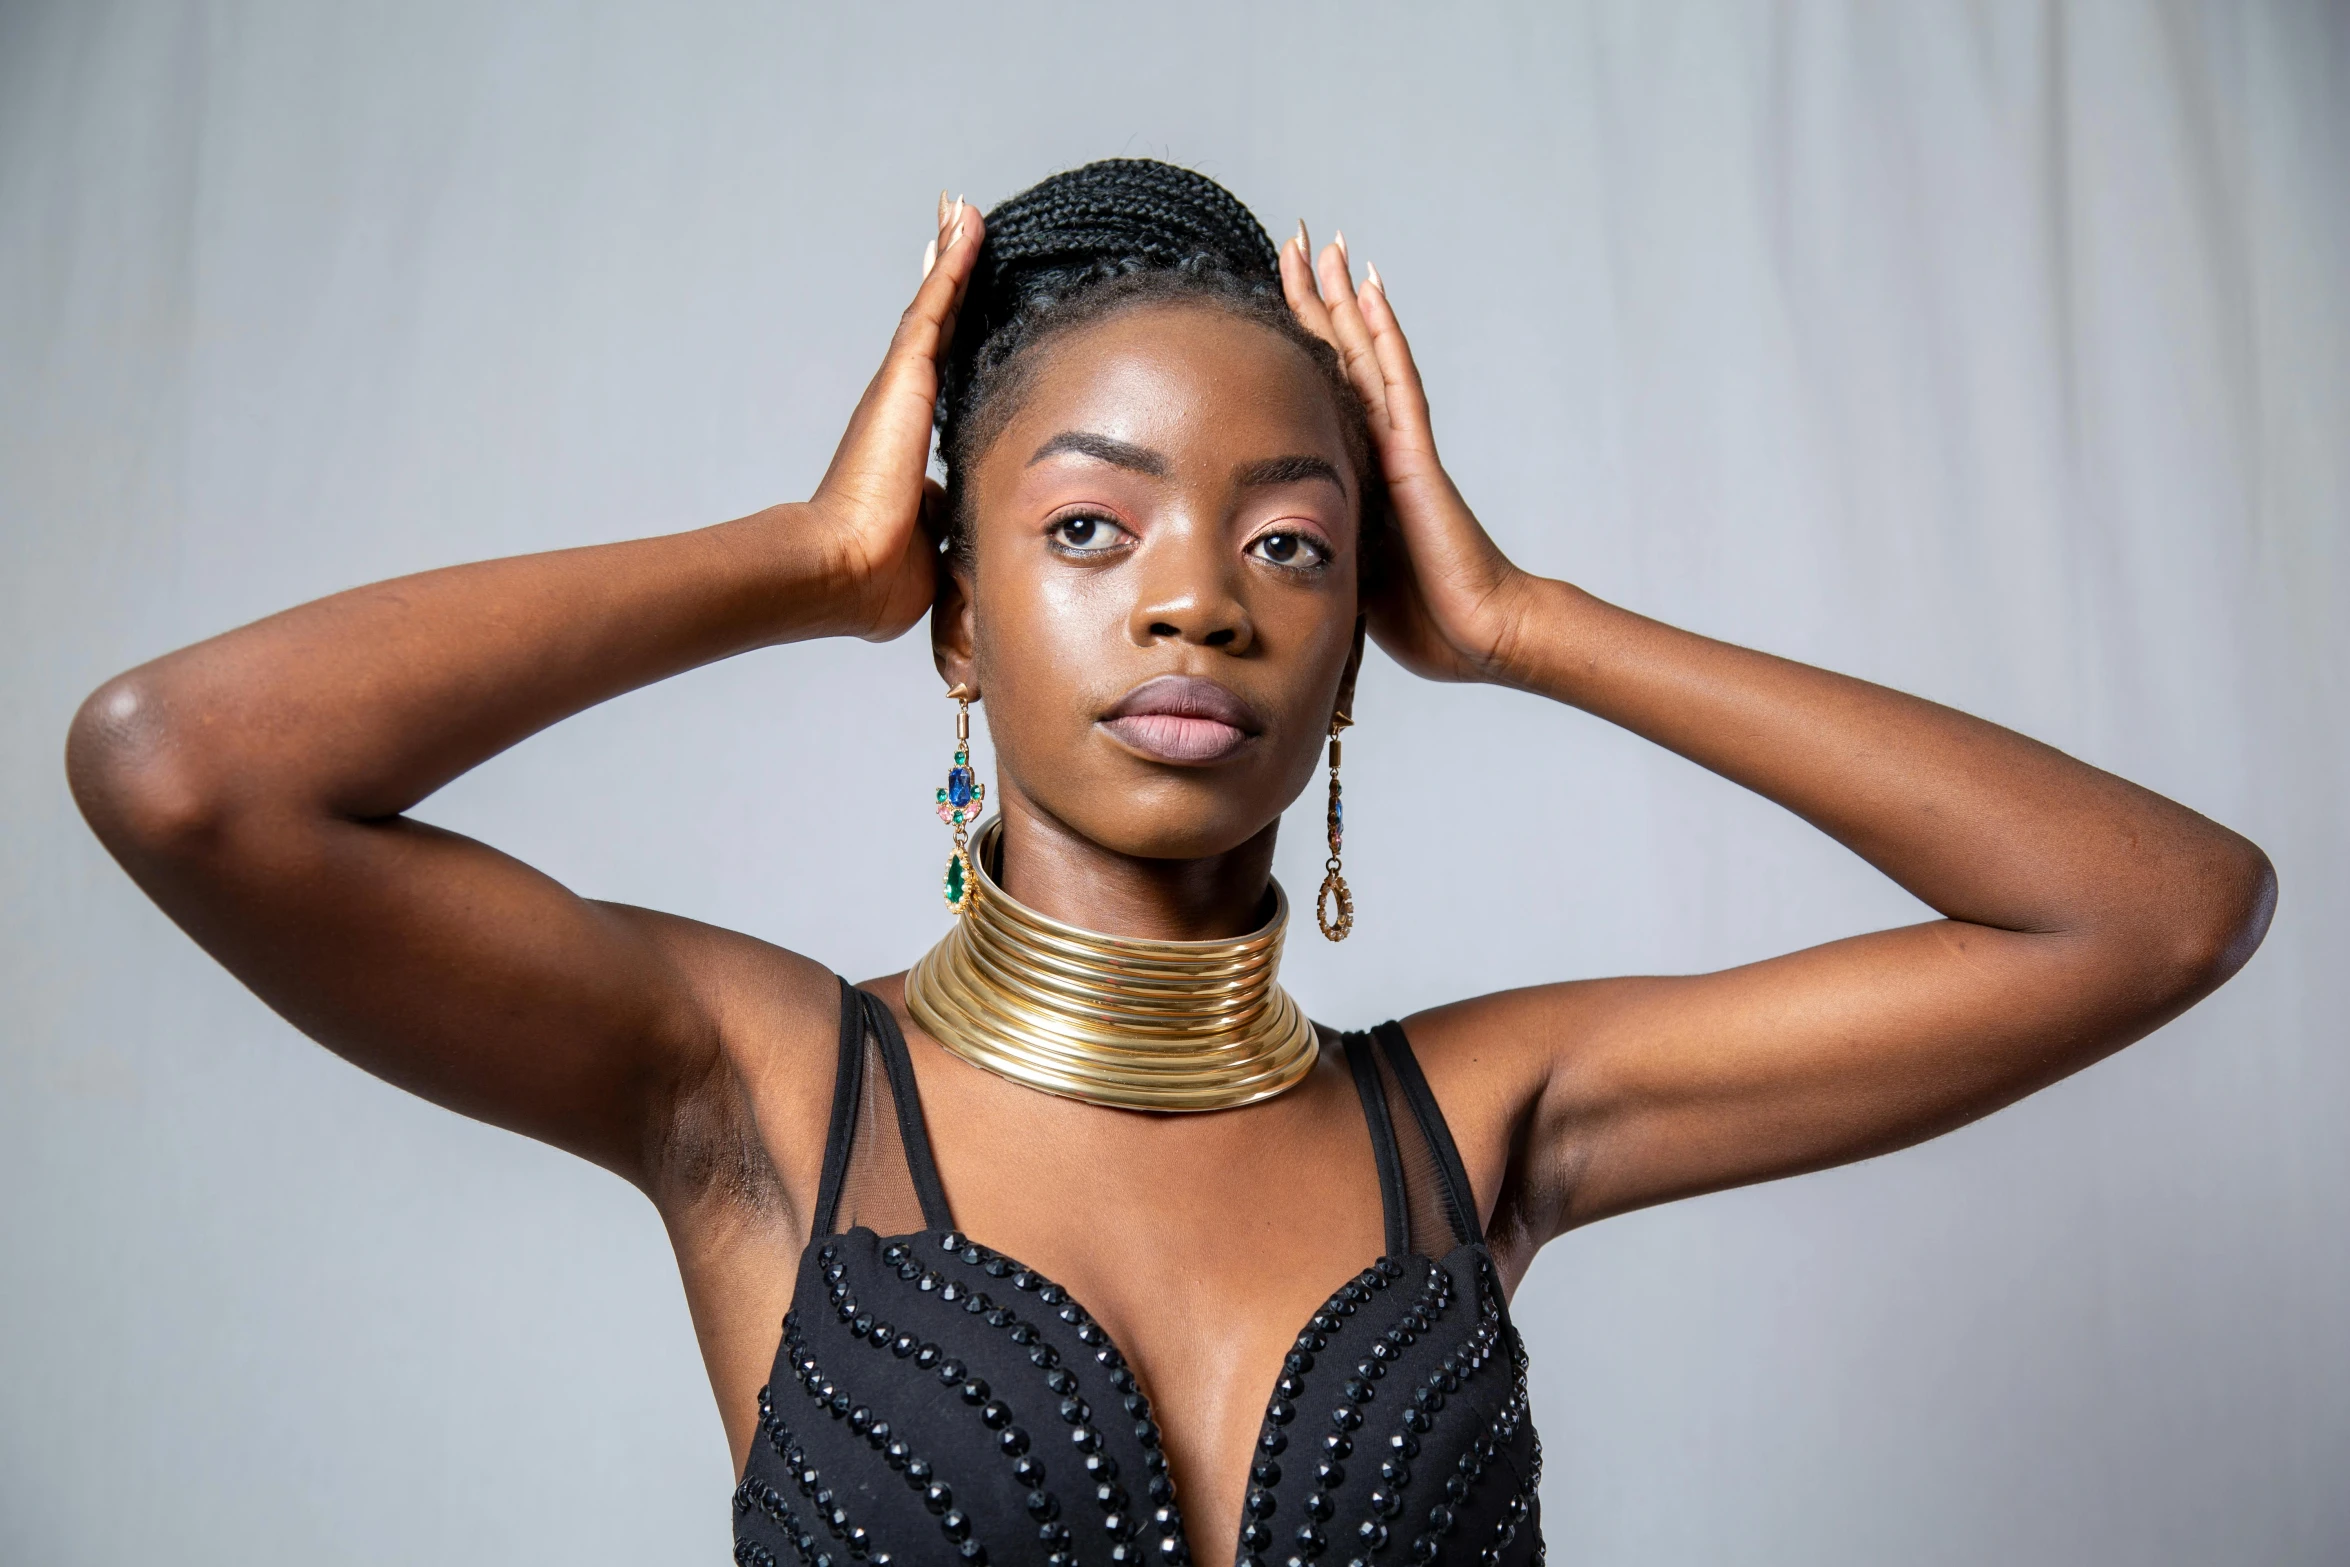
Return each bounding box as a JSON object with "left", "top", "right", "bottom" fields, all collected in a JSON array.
[
  {"left": 740, "top": 983, "right": 1524, "bottom": 1567},
  {"left": 791, "top": 1224, "right": 1487, "bottom": 1566}
]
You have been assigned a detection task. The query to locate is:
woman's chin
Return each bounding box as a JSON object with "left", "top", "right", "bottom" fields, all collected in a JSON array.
[{"left": 1035, "top": 788, "right": 1278, "bottom": 866}]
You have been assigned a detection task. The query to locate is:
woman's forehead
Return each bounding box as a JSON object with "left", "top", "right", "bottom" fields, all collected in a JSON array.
[{"left": 984, "top": 304, "right": 1353, "bottom": 478}]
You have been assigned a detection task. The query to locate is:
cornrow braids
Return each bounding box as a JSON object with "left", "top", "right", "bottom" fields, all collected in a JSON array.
[{"left": 936, "top": 158, "right": 1386, "bottom": 585}]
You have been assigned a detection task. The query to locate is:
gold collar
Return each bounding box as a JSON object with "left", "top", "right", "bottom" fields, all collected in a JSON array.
[{"left": 904, "top": 818, "right": 1319, "bottom": 1112}]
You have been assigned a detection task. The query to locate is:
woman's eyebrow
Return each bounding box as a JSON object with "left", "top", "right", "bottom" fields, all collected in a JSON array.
[
  {"left": 1026, "top": 431, "right": 1167, "bottom": 476},
  {"left": 1234, "top": 454, "right": 1346, "bottom": 492}
]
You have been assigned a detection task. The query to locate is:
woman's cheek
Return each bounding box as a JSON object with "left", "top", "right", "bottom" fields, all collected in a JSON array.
[{"left": 973, "top": 588, "right": 1101, "bottom": 779}]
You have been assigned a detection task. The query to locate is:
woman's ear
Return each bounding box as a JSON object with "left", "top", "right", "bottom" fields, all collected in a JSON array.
[
  {"left": 929, "top": 501, "right": 979, "bottom": 696},
  {"left": 1333, "top": 614, "right": 1368, "bottom": 725}
]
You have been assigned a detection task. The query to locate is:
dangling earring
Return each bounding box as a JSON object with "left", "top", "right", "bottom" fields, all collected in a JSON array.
[
  {"left": 1317, "top": 710, "right": 1355, "bottom": 941},
  {"left": 936, "top": 684, "right": 984, "bottom": 915}
]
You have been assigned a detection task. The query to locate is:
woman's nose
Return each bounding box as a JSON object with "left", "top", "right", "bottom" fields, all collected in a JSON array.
[{"left": 1127, "top": 523, "right": 1254, "bottom": 653}]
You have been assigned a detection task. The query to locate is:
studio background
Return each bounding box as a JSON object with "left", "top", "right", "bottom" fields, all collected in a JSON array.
[{"left": 3, "top": 3, "right": 2343, "bottom": 1563}]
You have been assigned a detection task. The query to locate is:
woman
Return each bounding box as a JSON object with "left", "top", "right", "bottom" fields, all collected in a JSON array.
[{"left": 67, "top": 160, "right": 2273, "bottom": 1567}]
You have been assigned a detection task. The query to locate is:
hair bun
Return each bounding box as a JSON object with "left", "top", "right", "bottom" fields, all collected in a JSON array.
[{"left": 976, "top": 158, "right": 1281, "bottom": 294}]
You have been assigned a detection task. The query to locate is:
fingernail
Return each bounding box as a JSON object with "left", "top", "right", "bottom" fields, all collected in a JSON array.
[
  {"left": 1334, "top": 228, "right": 1349, "bottom": 256},
  {"left": 951, "top": 194, "right": 965, "bottom": 229},
  {"left": 937, "top": 189, "right": 950, "bottom": 227},
  {"left": 923, "top": 237, "right": 938, "bottom": 278},
  {"left": 1366, "top": 261, "right": 1384, "bottom": 293},
  {"left": 1296, "top": 219, "right": 1309, "bottom": 255},
  {"left": 947, "top": 218, "right": 966, "bottom": 250}
]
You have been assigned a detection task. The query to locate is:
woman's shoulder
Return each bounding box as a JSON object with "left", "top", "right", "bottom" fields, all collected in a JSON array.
[{"left": 1382, "top": 979, "right": 1631, "bottom": 1262}]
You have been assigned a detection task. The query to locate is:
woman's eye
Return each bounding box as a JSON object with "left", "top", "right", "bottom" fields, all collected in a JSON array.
[
  {"left": 1047, "top": 515, "right": 1129, "bottom": 554},
  {"left": 1248, "top": 530, "right": 1331, "bottom": 569}
]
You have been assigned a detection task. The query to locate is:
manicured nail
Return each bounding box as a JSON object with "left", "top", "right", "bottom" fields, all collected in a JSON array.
[
  {"left": 946, "top": 218, "right": 966, "bottom": 250},
  {"left": 1366, "top": 261, "right": 1384, "bottom": 293},
  {"left": 937, "top": 189, "right": 950, "bottom": 227},
  {"left": 1296, "top": 219, "right": 1309, "bottom": 255},
  {"left": 1334, "top": 228, "right": 1349, "bottom": 257},
  {"left": 951, "top": 195, "right": 965, "bottom": 229},
  {"left": 922, "top": 237, "right": 938, "bottom": 278}
]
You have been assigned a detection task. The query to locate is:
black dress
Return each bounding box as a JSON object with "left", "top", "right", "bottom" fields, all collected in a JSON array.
[{"left": 734, "top": 978, "right": 1545, "bottom": 1567}]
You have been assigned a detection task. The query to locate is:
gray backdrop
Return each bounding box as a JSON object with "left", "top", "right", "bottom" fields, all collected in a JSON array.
[{"left": 4, "top": 3, "right": 2343, "bottom": 1563}]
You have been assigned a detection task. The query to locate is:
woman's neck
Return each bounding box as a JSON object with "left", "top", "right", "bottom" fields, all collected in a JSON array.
[{"left": 990, "top": 792, "right": 1278, "bottom": 942}]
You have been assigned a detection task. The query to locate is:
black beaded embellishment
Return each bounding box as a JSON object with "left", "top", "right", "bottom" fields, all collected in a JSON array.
[
  {"left": 928, "top": 1230, "right": 1191, "bottom": 1567},
  {"left": 742, "top": 1229, "right": 1542, "bottom": 1567},
  {"left": 760, "top": 1375, "right": 894, "bottom": 1565},
  {"left": 1328, "top": 1256, "right": 1540, "bottom": 1567},
  {"left": 1237, "top": 1256, "right": 1433, "bottom": 1566},
  {"left": 734, "top": 1019, "right": 1544, "bottom": 1567}
]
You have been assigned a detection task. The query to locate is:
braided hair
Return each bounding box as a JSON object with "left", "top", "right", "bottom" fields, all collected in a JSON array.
[{"left": 937, "top": 158, "right": 1384, "bottom": 582}]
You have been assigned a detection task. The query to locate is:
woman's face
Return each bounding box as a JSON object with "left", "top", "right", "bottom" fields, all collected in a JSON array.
[{"left": 936, "top": 302, "right": 1365, "bottom": 863}]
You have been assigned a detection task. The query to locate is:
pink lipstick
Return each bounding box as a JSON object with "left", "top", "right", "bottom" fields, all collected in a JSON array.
[{"left": 1100, "top": 675, "right": 1264, "bottom": 765}]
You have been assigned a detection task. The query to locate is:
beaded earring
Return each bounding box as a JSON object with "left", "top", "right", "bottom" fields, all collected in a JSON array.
[
  {"left": 936, "top": 684, "right": 984, "bottom": 915},
  {"left": 1317, "top": 709, "right": 1355, "bottom": 941}
]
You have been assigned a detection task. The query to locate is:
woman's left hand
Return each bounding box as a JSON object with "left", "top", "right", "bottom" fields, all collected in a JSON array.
[
  {"left": 1279, "top": 233, "right": 2272, "bottom": 1268},
  {"left": 1281, "top": 229, "right": 1536, "bottom": 685}
]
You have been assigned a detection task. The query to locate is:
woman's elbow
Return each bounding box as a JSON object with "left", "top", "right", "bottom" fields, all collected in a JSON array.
[
  {"left": 66, "top": 672, "right": 234, "bottom": 863},
  {"left": 2153, "top": 828, "right": 2277, "bottom": 1003}
]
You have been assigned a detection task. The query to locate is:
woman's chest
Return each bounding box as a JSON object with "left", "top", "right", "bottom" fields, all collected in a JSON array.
[
  {"left": 744, "top": 1226, "right": 1538, "bottom": 1567},
  {"left": 707, "top": 989, "right": 1546, "bottom": 1562},
  {"left": 790, "top": 1067, "right": 1401, "bottom": 1554}
]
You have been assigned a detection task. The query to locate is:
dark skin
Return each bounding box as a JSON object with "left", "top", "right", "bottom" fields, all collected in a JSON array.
[{"left": 67, "top": 196, "right": 2276, "bottom": 1558}]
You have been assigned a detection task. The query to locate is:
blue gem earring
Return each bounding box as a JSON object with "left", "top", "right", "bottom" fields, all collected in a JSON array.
[{"left": 936, "top": 684, "right": 984, "bottom": 915}]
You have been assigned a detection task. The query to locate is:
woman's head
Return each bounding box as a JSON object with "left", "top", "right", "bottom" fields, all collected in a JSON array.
[{"left": 929, "top": 160, "right": 1382, "bottom": 866}]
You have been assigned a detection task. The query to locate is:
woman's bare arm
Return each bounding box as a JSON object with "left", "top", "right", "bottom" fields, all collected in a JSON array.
[
  {"left": 66, "top": 199, "right": 987, "bottom": 1187},
  {"left": 1420, "top": 583, "right": 2274, "bottom": 1235},
  {"left": 1283, "top": 230, "right": 2275, "bottom": 1243}
]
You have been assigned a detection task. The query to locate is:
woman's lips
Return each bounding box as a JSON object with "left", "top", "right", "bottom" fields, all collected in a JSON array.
[
  {"left": 1101, "top": 711, "right": 1254, "bottom": 763},
  {"left": 1100, "top": 675, "right": 1263, "bottom": 764}
]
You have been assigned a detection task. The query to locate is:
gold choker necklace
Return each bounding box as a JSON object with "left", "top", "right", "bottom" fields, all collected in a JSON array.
[{"left": 905, "top": 819, "right": 1319, "bottom": 1112}]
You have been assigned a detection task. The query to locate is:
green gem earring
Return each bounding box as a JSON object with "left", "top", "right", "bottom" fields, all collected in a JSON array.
[{"left": 935, "top": 684, "right": 984, "bottom": 914}]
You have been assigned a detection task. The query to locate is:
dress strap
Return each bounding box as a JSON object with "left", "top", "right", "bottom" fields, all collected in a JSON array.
[
  {"left": 1342, "top": 1032, "right": 1412, "bottom": 1257},
  {"left": 1371, "top": 1021, "right": 1484, "bottom": 1249},
  {"left": 810, "top": 977, "right": 956, "bottom": 1238},
  {"left": 862, "top": 987, "right": 956, "bottom": 1232},
  {"left": 808, "top": 976, "right": 867, "bottom": 1239}
]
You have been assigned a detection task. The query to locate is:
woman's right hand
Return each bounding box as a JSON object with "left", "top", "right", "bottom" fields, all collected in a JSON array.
[
  {"left": 64, "top": 190, "right": 994, "bottom": 1193},
  {"left": 806, "top": 193, "right": 987, "bottom": 642}
]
